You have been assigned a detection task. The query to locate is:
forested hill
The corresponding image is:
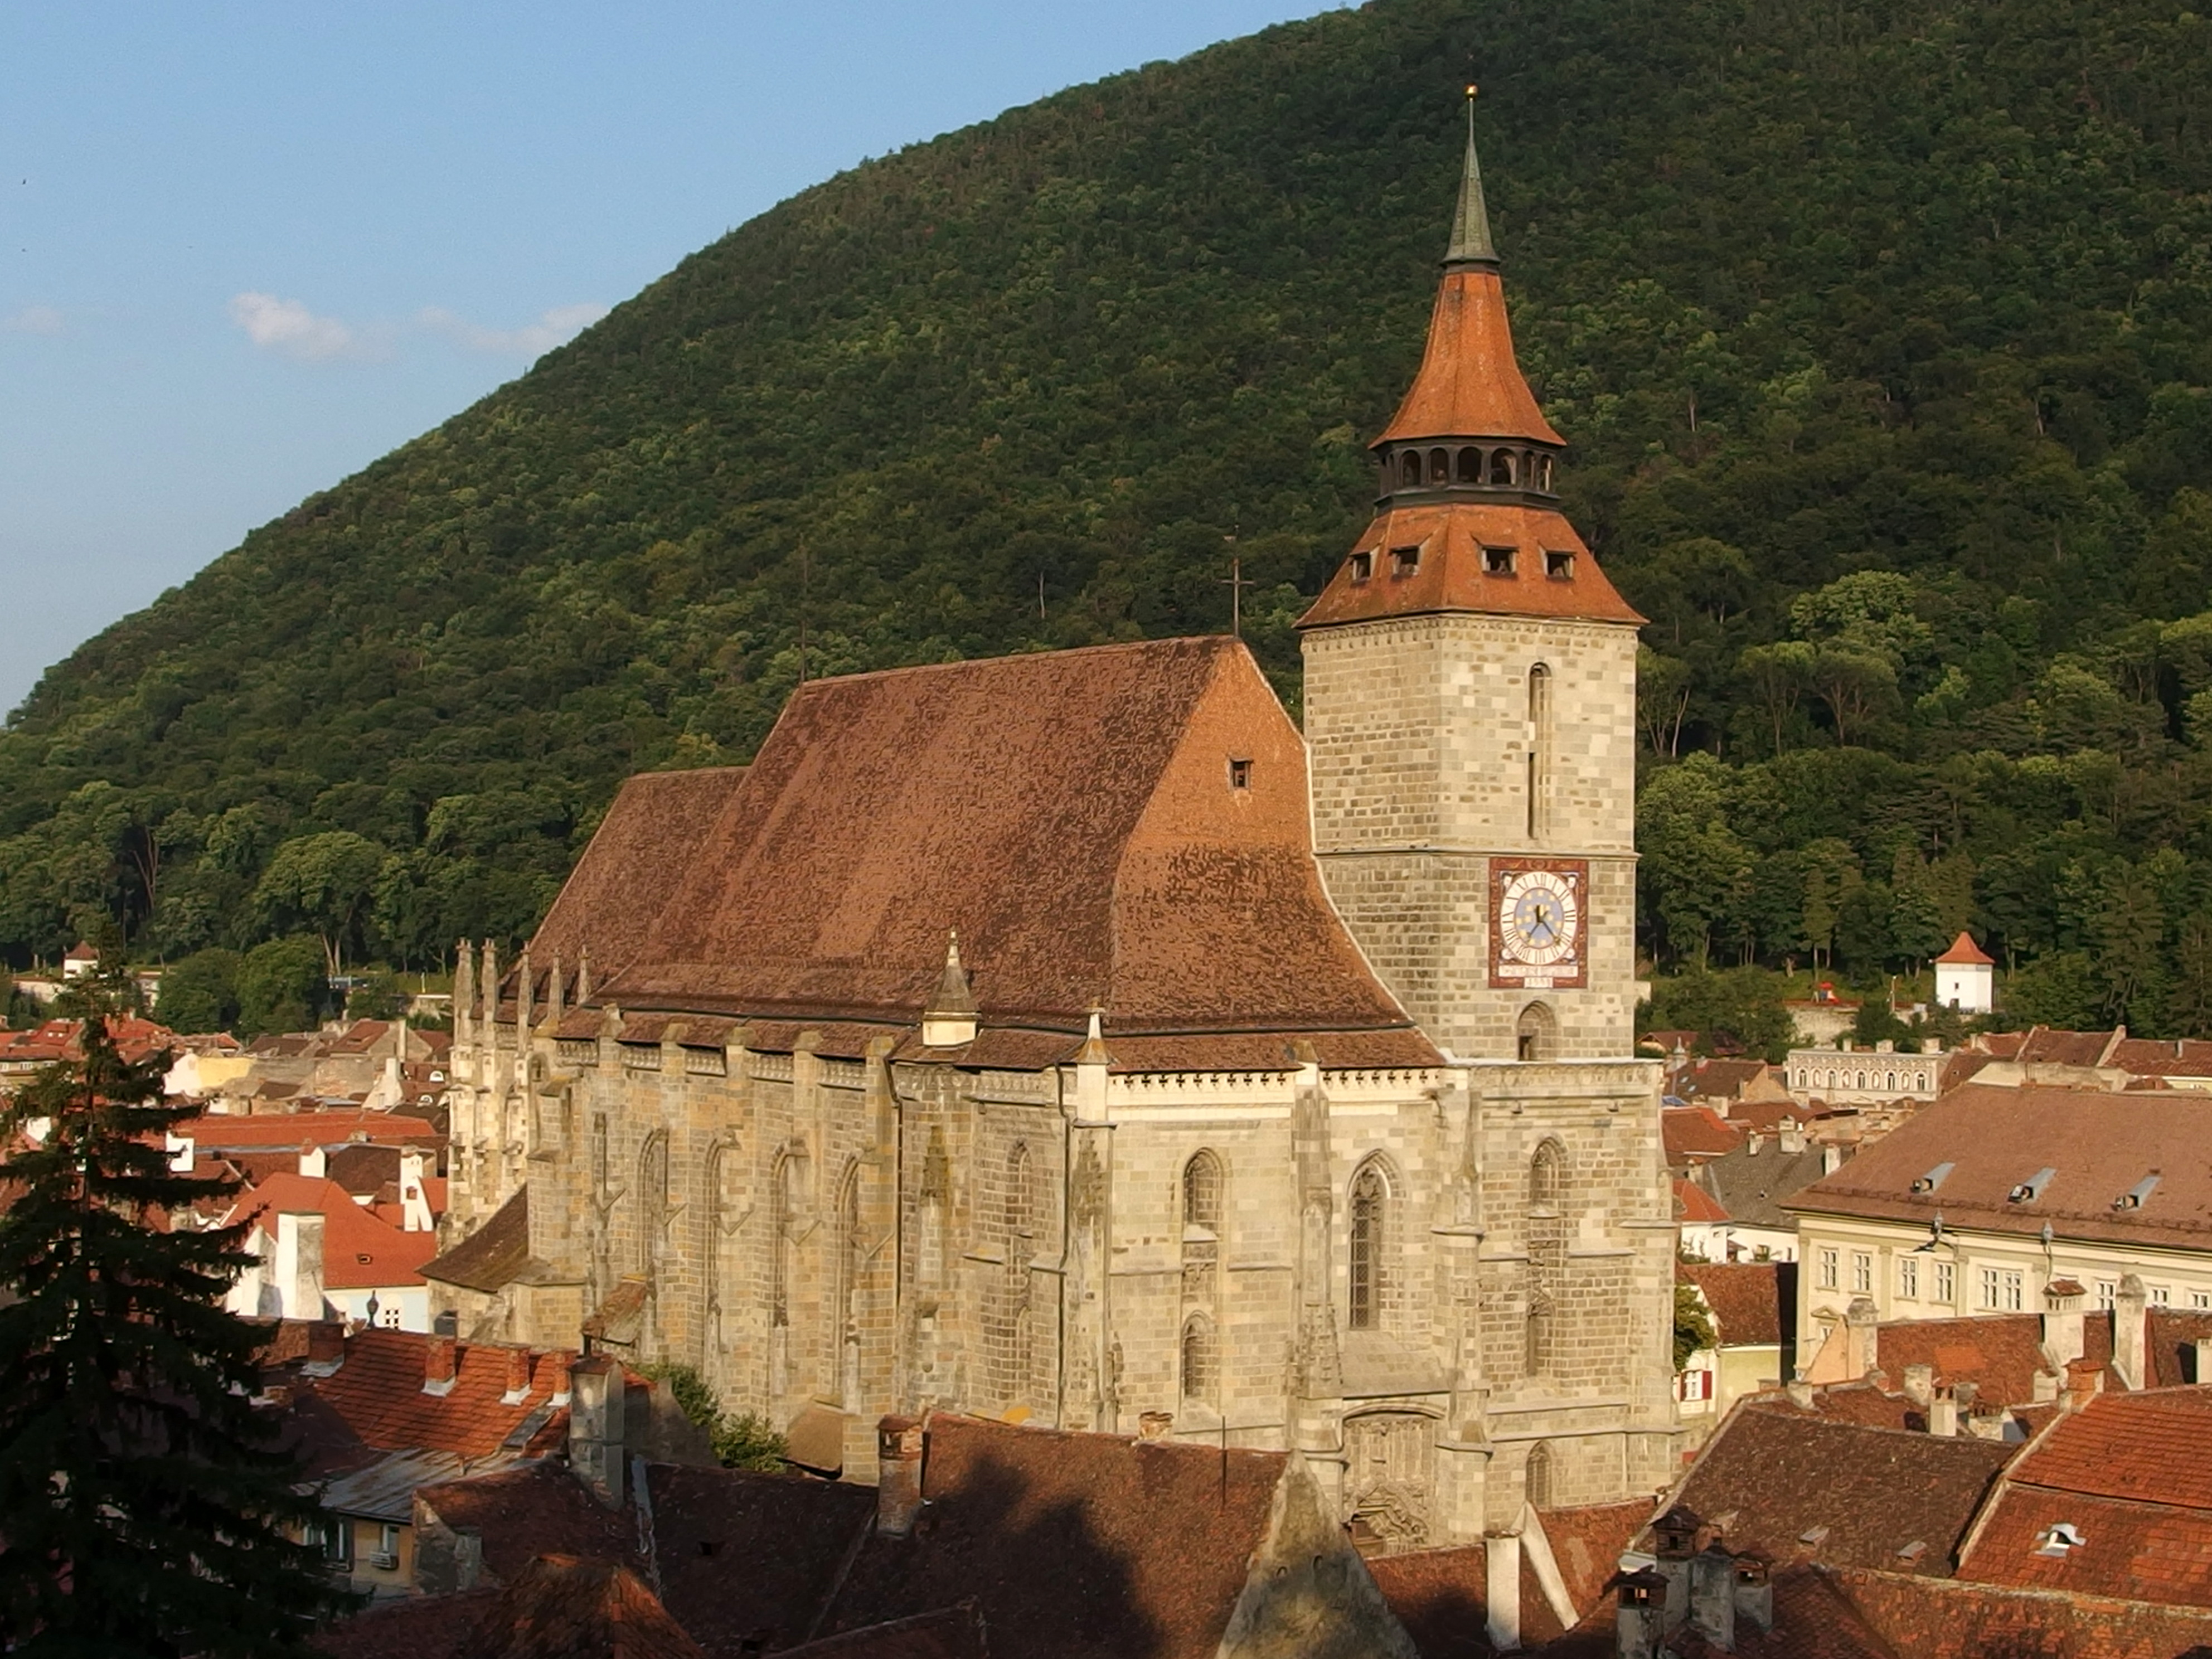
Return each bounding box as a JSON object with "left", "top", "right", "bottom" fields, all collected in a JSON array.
[{"left": 4, "top": 0, "right": 2211, "bottom": 1032}]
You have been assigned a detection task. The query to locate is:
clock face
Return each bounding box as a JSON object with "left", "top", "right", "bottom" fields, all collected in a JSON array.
[{"left": 1491, "top": 859, "right": 1589, "bottom": 989}]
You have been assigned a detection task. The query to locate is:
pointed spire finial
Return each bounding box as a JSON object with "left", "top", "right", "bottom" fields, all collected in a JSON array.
[{"left": 1443, "top": 84, "right": 1499, "bottom": 269}]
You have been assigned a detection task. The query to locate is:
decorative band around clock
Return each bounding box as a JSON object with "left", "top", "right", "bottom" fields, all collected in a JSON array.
[{"left": 1490, "top": 857, "right": 1589, "bottom": 991}]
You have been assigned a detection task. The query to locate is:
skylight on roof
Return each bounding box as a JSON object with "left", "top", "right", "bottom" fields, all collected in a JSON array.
[
  {"left": 2009, "top": 1167, "right": 2056, "bottom": 1204},
  {"left": 2116, "top": 1173, "right": 2161, "bottom": 1210},
  {"left": 2034, "top": 1522, "right": 2087, "bottom": 1558},
  {"left": 1911, "top": 1162, "right": 1954, "bottom": 1195}
]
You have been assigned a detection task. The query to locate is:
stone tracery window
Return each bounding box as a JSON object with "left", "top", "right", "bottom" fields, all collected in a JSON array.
[
  {"left": 1350, "top": 1162, "right": 1389, "bottom": 1332},
  {"left": 1530, "top": 1138, "right": 1566, "bottom": 1213},
  {"left": 1181, "top": 1313, "right": 1217, "bottom": 1403}
]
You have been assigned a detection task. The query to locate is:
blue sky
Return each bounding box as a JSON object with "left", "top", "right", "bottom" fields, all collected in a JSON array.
[{"left": 0, "top": 1, "right": 1337, "bottom": 715}]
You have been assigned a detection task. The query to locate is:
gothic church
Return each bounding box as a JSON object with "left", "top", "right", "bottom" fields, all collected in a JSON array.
[{"left": 431, "top": 113, "right": 1678, "bottom": 1573}]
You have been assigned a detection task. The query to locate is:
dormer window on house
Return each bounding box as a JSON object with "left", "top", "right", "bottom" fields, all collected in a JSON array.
[
  {"left": 1544, "top": 550, "right": 1574, "bottom": 580},
  {"left": 1483, "top": 545, "right": 1517, "bottom": 576},
  {"left": 1390, "top": 545, "right": 1421, "bottom": 578},
  {"left": 1228, "top": 758, "right": 1251, "bottom": 790},
  {"left": 1349, "top": 551, "right": 1374, "bottom": 583}
]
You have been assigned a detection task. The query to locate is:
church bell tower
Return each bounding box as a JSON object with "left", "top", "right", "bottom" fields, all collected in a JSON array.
[{"left": 1298, "top": 96, "right": 1644, "bottom": 1064}]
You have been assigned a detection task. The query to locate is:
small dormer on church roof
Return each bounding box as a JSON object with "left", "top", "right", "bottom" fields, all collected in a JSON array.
[{"left": 920, "top": 931, "right": 979, "bottom": 1049}]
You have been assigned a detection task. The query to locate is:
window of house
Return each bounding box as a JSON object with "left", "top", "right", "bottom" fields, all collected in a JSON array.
[
  {"left": 1677, "top": 1367, "right": 1713, "bottom": 1402},
  {"left": 2192, "top": 1290, "right": 2210, "bottom": 1311},
  {"left": 1349, "top": 551, "right": 1373, "bottom": 583},
  {"left": 1228, "top": 758, "right": 1251, "bottom": 790},
  {"left": 2152, "top": 1285, "right": 2174, "bottom": 1307},
  {"left": 376, "top": 1523, "right": 401, "bottom": 1563},
  {"left": 2097, "top": 1279, "right": 2117, "bottom": 1310},
  {"left": 322, "top": 1520, "right": 352, "bottom": 1566},
  {"left": 1898, "top": 1257, "right": 1918, "bottom": 1299},
  {"left": 1544, "top": 550, "right": 1574, "bottom": 580},
  {"left": 1980, "top": 1267, "right": 2001, "bottom": 1309},
  {"left": 1390, "top": 545, "right": 1421, "bottom": 578},
  {"left": 1934, "top": 1261, "right": 1955, "bottom": 1304},
  {"left": 377, "top": 1299, "right": 402, "bottom": 1329},
  {"left": 1483, "top": 545, "right": 1517, "bottom": 576},
  {"left": 2004, "top": 1270, "right": 2024, "bottom": 1312},
  {"left": 1852, "top": 1253, "right": 1872, "bottom": 1294},
  {"left": 1817, "top": 1248, "right": 1839, "bottom": 1291}
]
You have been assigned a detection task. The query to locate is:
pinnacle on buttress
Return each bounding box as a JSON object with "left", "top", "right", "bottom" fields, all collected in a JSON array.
[{"left": 926, "top": 930, "right": 977, "bottom": 1018}]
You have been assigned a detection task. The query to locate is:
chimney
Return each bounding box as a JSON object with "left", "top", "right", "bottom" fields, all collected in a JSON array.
[
  {"left": 1928, "top": 1386, "right": 1958, "bottom": 1437},
  {"left": 1901, "top": 1364, "right": 1933, "bottom": 1411},
  {"left": 1137, "top": 1411, "right": 1174, "bottom": 1443},
  {"left": 546, "top": 1350, "right": 573, "bottom": 1403},
  {"left": 297, "top": 1142, "right": 326, "bottom": 1179},
  {"left": 1614, "top": 1567, "right": 1670, "bottom": 1659},
  {"left": 423, "top": 1333, "right": 458, "bottom": 1396},
  {"left": 399, "top": 1146, "right": 432, "bottom": 1233},
  {"left": 876, "top": 1415, "right": 926, "bottom": 1537},
  {"left": 2114, "top": 1274, "right": 2148, "bottom": 1390},
  {"left": 2193, "top": 1337, "right": 2212, "bottom": 1385},
  {"left": 2042, "top": 1279, "right": 2085, "bottom": 1369},
  {"left": 567, "top": 1355, "right": 627, "bottom": 1507},
  {"left": 304, "top": 1319, "right": 346, "bottom": 1374},
  {"left": 1779, "top": 1118, "right": 1804, "bottom": 1155},
  {"left": 1689, "top": 1545, "right": 1736, "bottom": 1650},
  {"left": 167, "top": 1132, "right": 194, "bottom": 1173},
  {"left": 2065, "top": 1358, "right": 2104, "bottom": 1411},
  {"left": 1746, "top": 1130, "right": 1764, "bottom": 1157},
  {"left": 1966, "top": 1405, "right": 2010, "bottom": 1440},
  {"left": 1731, "top": 1556, "right": 1774, "bottom": 1635},
  {"left": 1842, "top": 1296, "right": 1879, "bottom": 1381},
  {"left": 1821, "top": 1143, "right": 1844, "bottom": 1176},
  {"left": 1484, "top": 1532, "right": 1522, "bottom": 1655},
  {"left": 275, "top": 1211, "right": 326, "bottom": 1322},
  {"left": 1784, "top": 1379, "right": 1815, "bottom": 1410},
  {"left": 501, "top": 1346, "right": 533, "bottom": 1405},
  {"left": 2032, "top": 1370, "right": 2060, "bottom": 1404}
]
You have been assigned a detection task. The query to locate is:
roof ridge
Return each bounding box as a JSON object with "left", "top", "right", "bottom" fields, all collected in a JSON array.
[{"left": 784, "top": 634, "right": 1237, "bottom": 695}]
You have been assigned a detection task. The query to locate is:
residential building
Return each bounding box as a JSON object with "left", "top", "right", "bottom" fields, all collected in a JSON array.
[
  {"left": 430, "top": 107, "right": 1681, "bottom": 1561},
  {"left": 1945, "top": 1026, "right": 2212, "bottom": 1093},
  {"left": 1676, "top": 1261, "right": 1794, "bottom": 1425},
  {"left": 1784, "top": 1042, "right": 1947, "bottom": 1106},
  {"left": 1676, "top": 1120, "right": 1839, "bottom": 1264},
  {"left": 1786, "top": 1084, "right": 2212, "bottom": 1357},
  {"left": 226, "top": 1151, "right": 445, "bottom": 1330}
]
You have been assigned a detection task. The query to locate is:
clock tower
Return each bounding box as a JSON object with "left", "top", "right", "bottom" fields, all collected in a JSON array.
[{"left": 1298, "top": 100, "right": 1644, "bottom": 1064}]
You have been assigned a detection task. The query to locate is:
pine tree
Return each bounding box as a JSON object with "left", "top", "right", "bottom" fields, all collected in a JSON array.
[{"left": 0, "top": 966, "right": 357, "bottom": 1655}]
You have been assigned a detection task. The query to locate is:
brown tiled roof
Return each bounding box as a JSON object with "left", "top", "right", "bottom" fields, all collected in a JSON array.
[
  {"left": 647, "top": 1464, "right": 877, "bottom": 1656},
  {"left": 1834, "top": 1563, "right": 2212, "bottom": 1657},
  {"left": 423, "top": 1185, "right": 532, "bottom": 1292},
  {"left": 177, "top": 1109, "right": 440, "bottom": 1151},
  {"left": 1675, "top": 1177, "right": 1731, "bottom": 1224},
  {"left": 1658, "top": 1404, "right": 2014, "bottom": 1575},
  {"left": 1786, "top": 1084, "right": 2212, "bottom": 1248},
  {"left": 1366, "top": 1546, "right": 1490, "bottom": 1659},
  {"left": 1934, "top": 933, "right": 1993, "bottom": 967},
  {"left": 231, "top": 1172, "right": 440, "bottom": 1290},
  {"left": 417, "top": 1461, "right": 639, "bottom": 1584},
  {"left": 528, "top": 767, "right": 753, "bottom": 990},
  {"left": 462, "top": 1554, "right": 704, "bottom": 1659},
  {"left": 1680, "top": 1262, "right": 1789, "bottom": 1347},
  {"left": 292, "top": 1328, "right": 569, "bottom": 1460},
  {"left": 2005, "top": 1387, "right": 2212, "bottom": 1509},
  {"left": 314, "top": 1589, "right": 499, "bottom": 1659},
  {"left": 573, "top": 639, "right": 1437, "bottom": 1068},
  {"left": 818, "top": 1415, "right": 1291, "bottom": 1659},
  {"left": 1663, "top": 1106, "right": 1743, "bottom": 1166},
  {"left": 1372, "top": 267, "right": 1563, "bottom": 448},
  {"left": 776, "top": 1605, "right": 988, "bottom": 1659},
  {"left": 1866, "top": 1314, "right": 2106, "bottom": 1407},
  {"left": 2103, "top": 1036, "right": 2212, "bottom": 1078},
  {"left": 1962, "top": 1485, "right": 2212, "bottom": 1608},
  {"left": 1297, "top": 503, "right": 1641, "bottom": 630}
]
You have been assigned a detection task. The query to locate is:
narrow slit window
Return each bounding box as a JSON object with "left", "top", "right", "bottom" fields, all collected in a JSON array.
[
  {"left": 1483, "top": 546, "right": 1517, "bottom": 576},
  {"left": 1545, "top": 550, "right": 1575, "bottom": 580},
  {"left": 1390, "top": 545, "right": 1421, "bottom": 578},
  {"left": 1228, "top": 758, "right": 1251, "bottom": 790}
]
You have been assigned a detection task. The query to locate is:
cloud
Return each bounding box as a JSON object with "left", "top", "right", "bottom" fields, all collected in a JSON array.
[
  {"left": 417, "top": 301, "right": 608, "bottom": 358},
  {"left": 2, "top": 304, "right": 64, "bottom": 335},
  {"left": 228, "top": 291, "right": 361, "bottom": 362}
]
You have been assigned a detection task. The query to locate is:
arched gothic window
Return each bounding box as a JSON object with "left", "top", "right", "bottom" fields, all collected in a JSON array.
[
  {"left": 1181, "top": 1313, "right": 1217, "bottom": 1403},
  {"left": 1517, "top": 1002, "right": 1557, "bottom": 1064},
  {"left": 1491, "top": 450, "right": 1517, "bottom": 486},
  {"left": 1350, "top": 1163, "right": 1389, "bottom": 1332},
  {"left": 1456, "top": 446, "right": 1483, "bottom": 483},
  {"left": 834, "top": 1163, "right": 864, "bottom": 1338},
  {"left": 1006, "top": 1142, "right": 1035, "bottom": 1248},
  {"left": 1526, "top": 1440, "right": 1556, "bottom": 1508},
  {"left": 1526, "top": 1289, "right": 1556, "bottom": 1377},
  {"left": 1429, "top": 447, "right": 1451, "bottom": 483},
  {"left": 1400, "top": 452, "right": 1422, "bottom": 488},
  {"left": 770, "top": 1150, "right": 806, "bottom": 1330},
  {"left": 1530, "top": 1139, "right": 1566, "bottom": 1213},
  {"left": 1182, "top": 1150, "right": 1223, "bottom": 1236}
]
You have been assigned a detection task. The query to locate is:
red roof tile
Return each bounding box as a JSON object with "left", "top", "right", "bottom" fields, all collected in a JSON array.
[
  {"left": 177, "top": 1109, "right": 439, "bottom": 1151},
  {"left": 416, "top": 1461, "right": 639, "bottom": 1585},
  {"left": 1681, "top": 1262, "right": 1789, "bottom": 1347},
  {"left": 291, "top": 1328, "right": 569, "bottom": 1461},
  {"left": 1786, "top": 1085, "right": 2212, "bottom": 1250},
  {"left": 1675, "top": 1177, "right": 1731, "bottom": 1224},
  {"left": 1374, "top": 267, "right": 1562, "bottom": 448},
  {"left": 1297, "top": 503, "right": 1642, "bottom": 629},
  {"left": 234, "top": 1172, "right": 440, "bottom": 1289},
  {"left": 1961, "top": 1484, "right": 2212, "bottom": 1606},
  {"left": 1664, "top": 1106, "right": 1744, "bottom": 1166},
  {"left": 571, "top": 639, "right": 1437, "bottom": 1066},
  {"left": 1834, "top": 1563, "right": 2212, "bottom": 1657},
  {"left": 462, "top": 1555, "right": 704, "bottom": 1659}
]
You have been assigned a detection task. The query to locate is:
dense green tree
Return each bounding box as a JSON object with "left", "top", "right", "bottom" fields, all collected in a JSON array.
[
  {"left": 253, "top": 833, "right": 388, "bottom": 978},
  {"left": 235, "top": 938, "right": 327, "bottom": 1038},
  {"left": 0, "top": 967, "right": 355, "bottom": 1652},
  {"left": 1641, "top": 968, "right": 1794, "bottom": 1062},
  {"left": 156, "top": 948, "right": 244, "bottom": 1035}
]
